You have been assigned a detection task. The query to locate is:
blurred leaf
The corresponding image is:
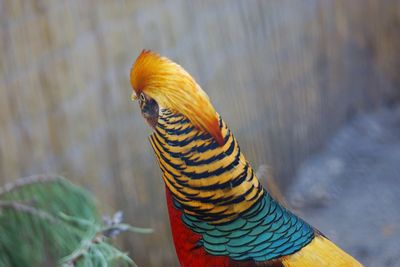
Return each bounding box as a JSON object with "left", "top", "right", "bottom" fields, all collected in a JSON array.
[{"left": 0, "top": 175, "right": 151, "bottom": 267}]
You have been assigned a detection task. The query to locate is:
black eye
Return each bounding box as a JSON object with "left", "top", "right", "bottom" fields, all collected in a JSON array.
[{"left": 139, "top": 93, "right": 146, "bottom": 102}]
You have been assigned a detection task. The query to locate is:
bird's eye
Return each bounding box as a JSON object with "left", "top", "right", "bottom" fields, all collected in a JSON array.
[{"left": 139, "top": 93, "right": 146, "bottom": 103}]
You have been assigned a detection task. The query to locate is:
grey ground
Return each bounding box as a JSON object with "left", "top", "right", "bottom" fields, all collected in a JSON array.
[{"left": 286, "top": 105, "right": 400, "bottom": 267}]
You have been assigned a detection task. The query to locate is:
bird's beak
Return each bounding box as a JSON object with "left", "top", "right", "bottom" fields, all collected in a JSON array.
[{"left": 131, "top": 92, "right": 137, "bottom": 101}]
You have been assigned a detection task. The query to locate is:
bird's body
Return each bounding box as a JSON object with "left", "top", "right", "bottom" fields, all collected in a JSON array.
[{"left": 130, "top": 50, "right": 363, "bottom": 267}]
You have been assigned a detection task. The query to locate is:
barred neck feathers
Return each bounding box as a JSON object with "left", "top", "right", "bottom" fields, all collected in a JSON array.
[
  {"left": 150, "top": 109, "right": 315, "bottom": 262},
  {"left": 149, "top": 109, "right": 264, "bottom": 224}
]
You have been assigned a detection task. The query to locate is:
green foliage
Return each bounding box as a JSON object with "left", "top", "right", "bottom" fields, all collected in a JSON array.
[{"left": 0, "top": 175, "right": 152, "bottom": 267}]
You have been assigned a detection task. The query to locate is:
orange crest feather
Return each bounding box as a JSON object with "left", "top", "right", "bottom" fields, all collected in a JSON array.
[{"left": 130, "top": 50, "right": 224, "bottom": 145}]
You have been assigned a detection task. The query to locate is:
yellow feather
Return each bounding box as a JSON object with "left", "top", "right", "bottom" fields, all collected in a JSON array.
[
  {"left": 281, "top": 235, "right": 363, "bottom": 267},
  {"left": 131, "top": 50, "right": 224, "bottom": 145}
]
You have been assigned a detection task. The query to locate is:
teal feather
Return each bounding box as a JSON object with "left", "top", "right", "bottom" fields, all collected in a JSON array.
[
  {"left": 179, "top": 192, "right": 314, "bottom": 262},
  {"left": 227, "top": 229, "right": 251, "bottom": 239}
]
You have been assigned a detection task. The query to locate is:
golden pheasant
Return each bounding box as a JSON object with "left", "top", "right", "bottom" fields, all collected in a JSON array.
[{"left": 130, "top": 50, "right": 363, "bottom": 267}]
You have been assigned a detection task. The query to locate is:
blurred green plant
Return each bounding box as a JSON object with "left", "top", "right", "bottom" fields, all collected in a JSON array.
[{"left": 0, "top": 175, "right": 152, "bottom": 267}]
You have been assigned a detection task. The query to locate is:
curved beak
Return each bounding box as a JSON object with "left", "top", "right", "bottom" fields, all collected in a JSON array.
[{"left": 131, "top": 92, "right": 137, "bottom": 101}]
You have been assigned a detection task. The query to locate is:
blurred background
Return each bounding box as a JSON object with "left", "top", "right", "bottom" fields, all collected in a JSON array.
[{"left": 1, "top": 0, "right": 400, "bottom": 266}]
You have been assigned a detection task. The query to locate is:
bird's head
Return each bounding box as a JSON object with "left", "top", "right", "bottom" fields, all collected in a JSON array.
[{"left": 130, "top": 50, "right": 224, "bottom": 145}]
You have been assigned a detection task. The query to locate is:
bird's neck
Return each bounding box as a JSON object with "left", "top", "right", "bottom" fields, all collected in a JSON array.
[{"left": 149, "top": 109, "right": 264, "bottom": 224}]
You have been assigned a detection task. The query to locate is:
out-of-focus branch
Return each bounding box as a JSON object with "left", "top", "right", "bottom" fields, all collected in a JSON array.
[
  {"left": 0, "top": 200, "right": 58, "bottom": 223},
  {"left": 61, "top": 211, "right": 151, "bottom": 267},
  {"left": 61, "top": 232, "right": 105, "bottom": 267},
  {"left": 102, "top": 211, "right": 153, "bottom": 237},
  {"left": 0, "top": 176, "right": 152, "bottom": 266},
  {"left": 0, "top": 174, "right": 63, "bottom": 196}
]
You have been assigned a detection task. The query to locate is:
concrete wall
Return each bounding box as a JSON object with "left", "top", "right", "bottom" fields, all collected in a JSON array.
[{"left": 0, "top": 0, "right": 399, "bottom": 265}]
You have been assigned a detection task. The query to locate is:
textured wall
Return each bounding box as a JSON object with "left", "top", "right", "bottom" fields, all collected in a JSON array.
[{"left": 0, "top": 0, "right": 399, "bottom": 265}]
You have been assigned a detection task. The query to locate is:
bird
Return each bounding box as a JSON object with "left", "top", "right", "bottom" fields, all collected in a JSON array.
[{"left": 130, "top": 50, "right": 363, "bottom": 267}]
